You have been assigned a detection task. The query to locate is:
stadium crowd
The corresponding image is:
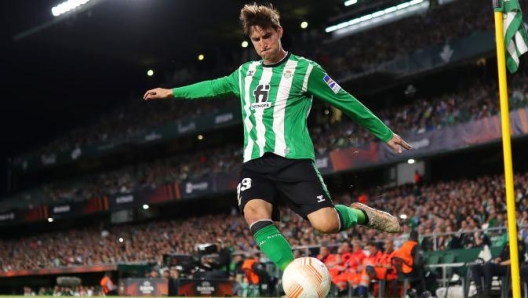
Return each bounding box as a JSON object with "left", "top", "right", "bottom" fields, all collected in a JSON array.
[
  {"left": 2, "top": 171, "right": 528, "bottom": 273},
  {"left": 9, "top": 0, "right": 520, "bottom": 162},
  {"left": 312, "top": 0, "right": 495, "bottom": 78},
  {"left": 3, "top": 71, "right": 528, "bottom": 211},
  {"left": 6, "top": 0, "right": 528, "bottom": 211}
]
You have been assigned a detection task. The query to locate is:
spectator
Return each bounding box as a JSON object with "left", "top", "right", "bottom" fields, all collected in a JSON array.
[
  {"left": 333, "top": 240, "right": 366, "bottom": 293},
  {"left": 392, "top": 230, "right": 428, "bottom": 296},
  {"left": 100, "top": 272, "right": 117, "bottom": 296},
  {"left": 414, "top": 170, "right": 423, "bottom": 185},
  {"left": 470, "top": 223, "right": 526, "bottom": 297},
  {"left": 162, "top": 268, "right": 170, "bottom": 279},
  {"left": 351, "top": 241, "right": 384, "bottom": 297}
]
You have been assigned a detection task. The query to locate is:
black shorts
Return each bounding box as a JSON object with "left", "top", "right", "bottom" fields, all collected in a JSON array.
[{"left": 237, "top": 153, "right": 334, "bottom": 221}]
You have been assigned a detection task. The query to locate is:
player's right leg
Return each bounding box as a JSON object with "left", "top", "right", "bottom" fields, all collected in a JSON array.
[{"left": 238, "top": 174, "right": 294, "bottom": 271}]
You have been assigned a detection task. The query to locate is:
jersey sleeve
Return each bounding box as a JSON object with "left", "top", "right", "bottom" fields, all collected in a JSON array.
[
  {"left": 306, "top": 63, "right": 393, "bottom": 142},
  {"left": 172, "top": 68, "right": 240, "bottom": 99}
]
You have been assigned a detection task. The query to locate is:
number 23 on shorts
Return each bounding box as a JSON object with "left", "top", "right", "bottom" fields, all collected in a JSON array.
[{"left": 237, "top": 178, "right": 252, "bottom": 206}]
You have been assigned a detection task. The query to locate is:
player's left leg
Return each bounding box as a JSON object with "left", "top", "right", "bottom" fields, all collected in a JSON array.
[
  {"left": 305, "top": 206, "right": 365, "bottom": 233},
  {"left": 351, "top": 202, "right": 401, "bottom": 233},
  {"left": 307, "top": 203, "right": 401, "bottom": 234},
  {"left": 279, "top": 159, "right": 400, "bottom": 234}
]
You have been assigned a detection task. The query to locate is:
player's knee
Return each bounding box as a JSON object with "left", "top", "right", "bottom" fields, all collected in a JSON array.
[
  {"left": 312, "top": 220, "right": 340, "bottom": 233},
  {"left": 311, "top": 217, "right": 340, "bottom": 233},
  {"left": 243, "top": 211, "right": 259, "bottom": 225},
  {"left": 243, "top": 199, "right": 272, "bottom": 225},
  {"left": 308, "top": 207, "right": 340, "bottom": 233}
]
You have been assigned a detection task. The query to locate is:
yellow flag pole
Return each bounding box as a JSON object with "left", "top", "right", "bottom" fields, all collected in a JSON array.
[{"left": 493, "top": 0, "right": 521, "bottom": 297}]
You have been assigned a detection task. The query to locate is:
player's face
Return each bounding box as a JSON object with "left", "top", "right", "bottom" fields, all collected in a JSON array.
[{"left": 249, "top": 25, "right": 284, "bottom": 64}]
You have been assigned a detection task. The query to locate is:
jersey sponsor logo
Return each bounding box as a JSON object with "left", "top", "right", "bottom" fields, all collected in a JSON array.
[
  {"left": 251, "top": 102, "right": 271, "bottom": 109},
  {"left": 252, "top": 84, "right": 272, "bottom": 109},
  {"left": 247, "top": 70, "right": 254, "bottom": 77},
  {"left": 323, "top": 74, "right": 341, "bottom": 94},
  {"left": 316, "top": 195, "right": 326, "bottom": 203}
]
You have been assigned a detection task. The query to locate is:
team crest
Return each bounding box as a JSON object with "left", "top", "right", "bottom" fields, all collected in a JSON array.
[
  {"left": 283, "top": 70, "right": 293, "bottom": 79},
  {"left": 323, "top": 74, "right": 341, "bottom": 94}
]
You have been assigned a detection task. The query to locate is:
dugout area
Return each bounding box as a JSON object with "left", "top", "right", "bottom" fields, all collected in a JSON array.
[{"left": 0, "top": 264, "right": 151, "bottom": 296}]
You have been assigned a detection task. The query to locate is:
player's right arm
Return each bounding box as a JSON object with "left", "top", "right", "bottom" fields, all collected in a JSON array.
[{"left": 143, "top": 70, "right": 240, "bottom": 100}]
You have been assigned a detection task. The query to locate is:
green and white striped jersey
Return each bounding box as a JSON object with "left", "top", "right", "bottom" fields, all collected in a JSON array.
[{"left": 172, "top": 53, "right": 393, "bottom": 162}]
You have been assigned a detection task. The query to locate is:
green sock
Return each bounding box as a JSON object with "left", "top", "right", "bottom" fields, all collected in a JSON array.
[
  {"left": 254, "top": 224, "right": 294, "bottom": 271},
  {"left": 335, "top": 204, "right": 366, "bottom": 230}
]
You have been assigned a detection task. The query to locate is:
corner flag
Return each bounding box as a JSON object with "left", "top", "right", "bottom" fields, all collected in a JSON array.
[
  {"left": 493, "top": 1, "right": 526, "bottom": 297},
  {"left": 495, "top": 0, "right": 528, "bottom": 73}
]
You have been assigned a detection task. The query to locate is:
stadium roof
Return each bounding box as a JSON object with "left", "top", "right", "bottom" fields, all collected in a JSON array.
[{"left": 0, "top": 0, "right": 341, "bottom": 163}]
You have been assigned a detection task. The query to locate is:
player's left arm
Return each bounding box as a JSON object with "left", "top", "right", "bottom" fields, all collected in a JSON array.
[{"left": 306, "top": 64, "right": 411, "bottom": 153}]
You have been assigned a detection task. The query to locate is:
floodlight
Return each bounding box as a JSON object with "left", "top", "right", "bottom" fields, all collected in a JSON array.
[
  {"left": 326, "top": 0, "right": 428, "bottom": 34},
  {"left": 51, "top": 0, "right": 91, "bottom": 17}
]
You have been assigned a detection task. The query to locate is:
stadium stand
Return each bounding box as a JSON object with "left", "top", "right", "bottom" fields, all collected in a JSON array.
[{"left": 4, "top": 0, "right": 528, "bottom": 296}]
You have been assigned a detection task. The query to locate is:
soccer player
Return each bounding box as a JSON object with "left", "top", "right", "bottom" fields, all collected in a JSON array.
[{"left": 144, "top": 3, "right": 411, "bottom": 272}]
